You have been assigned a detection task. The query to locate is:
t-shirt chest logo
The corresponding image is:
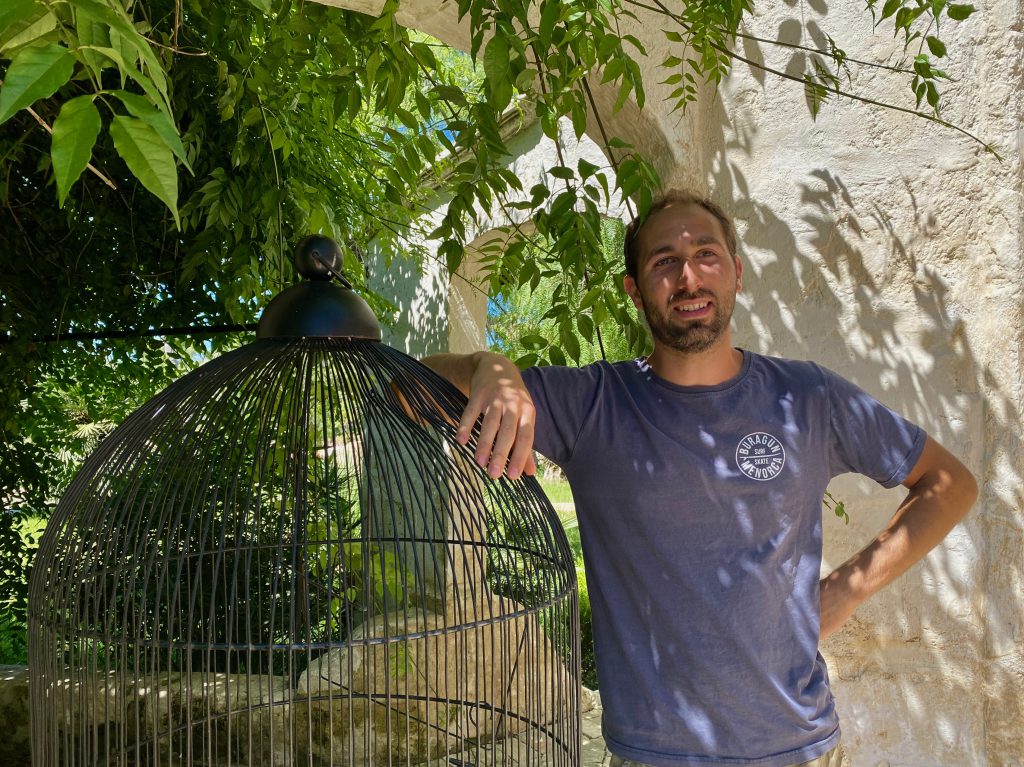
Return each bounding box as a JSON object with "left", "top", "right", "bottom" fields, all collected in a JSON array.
[{"left": 735, "top": 432, "right": 786, "bottom": 480}]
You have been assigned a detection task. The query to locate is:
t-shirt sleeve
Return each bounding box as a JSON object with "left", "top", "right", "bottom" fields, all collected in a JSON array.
[
  {"left": 521, "top": 364, "right": 603, "bottom": 467},
  {"left": 822, "top": 366, "right": 927, "bottom": 488}
]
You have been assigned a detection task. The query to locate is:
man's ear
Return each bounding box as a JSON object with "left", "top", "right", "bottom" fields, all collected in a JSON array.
[
  {"left": 734, "top": 256, "right": 743, "bottom": 292},
  {"left": 624, "top": 275, "right": 643, "bottom": 311}
]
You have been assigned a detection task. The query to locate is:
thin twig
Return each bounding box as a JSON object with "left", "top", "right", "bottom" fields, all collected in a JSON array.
[
  {"left": 148, "top": 39, "right": 208, "bottom": 57},
  {"left": 257, "top": 96, "right": 286, "bottom": 290},
  {"left": 641, "top": 0, "right": 996, "bottom": 154},
  {"left": 624, "top": 0, "right": 915, "bottom": 76},
  {"left": 25, "top": 105, "right": 119, "bottom": 190},
  {"left": 173, "top": 0, "right": 182, "bottom": 49},
  {"left": 1, "top": 77, "right": 118, "bottom": 190}
]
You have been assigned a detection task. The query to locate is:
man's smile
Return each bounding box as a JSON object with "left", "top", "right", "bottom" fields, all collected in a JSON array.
[
  {"left": 672, "top": 300, "right": 712, "bottom": 317},
  {"left": 667, "top": 292, "right": 715, "bottom": 319}
]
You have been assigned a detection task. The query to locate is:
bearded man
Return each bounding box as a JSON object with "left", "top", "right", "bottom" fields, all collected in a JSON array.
[{"left": 423, "top": 190, "right": 976, "bottom": 767}]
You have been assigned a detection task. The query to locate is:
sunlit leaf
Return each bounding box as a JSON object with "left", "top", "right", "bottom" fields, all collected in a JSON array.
[
  {"left": 0, "top": 43, "right": 74, "bottom": 125},
  {"left": 109, "top": 115, "right": 180, "bottom": 228},
  {"left": 0, "top": 0, "right": 37, "bottom": 35},
  {"left": 70, "top": 0, "right": 169, "bottom": 101},
  {"left": 0, "top": 6, "right": 57, "bottom": 55},
  {"left": 51, "top": 95, "right": 101, "bottom": 206},
  {"left": 483, "top": 33, "right": 513, "bottom": 109},
  {"left": 946, "top": 3, "right": 975, "bottom": 19},
  {"left": 111, "top": 90, "right": 192, "bottom": 172},
  {"left": 926, "top": 35, "right": 947, "bottom": 57}
]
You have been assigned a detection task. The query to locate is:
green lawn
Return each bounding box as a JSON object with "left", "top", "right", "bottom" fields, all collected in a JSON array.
[{"left": 538, "top": 477, "right": 574, "bottom": 505}]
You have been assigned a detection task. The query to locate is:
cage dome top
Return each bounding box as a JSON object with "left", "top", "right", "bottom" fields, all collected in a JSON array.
[{"left": 256, "top": 234, "right": 382, "bottom": 340}]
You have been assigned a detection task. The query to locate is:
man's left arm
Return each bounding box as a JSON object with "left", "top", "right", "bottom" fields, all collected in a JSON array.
[{"left": 818, "top": 435, "right": 978, "bottom": 641}]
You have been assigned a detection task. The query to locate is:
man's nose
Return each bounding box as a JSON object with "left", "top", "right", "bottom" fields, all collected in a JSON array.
[{"left": 678, "top": 258, "right": 703, "bottom": 292}]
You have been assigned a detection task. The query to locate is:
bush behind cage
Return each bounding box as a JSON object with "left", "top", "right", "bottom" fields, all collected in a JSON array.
[{"left": 28, "top": 334, "right": 580, "bottom": 767}]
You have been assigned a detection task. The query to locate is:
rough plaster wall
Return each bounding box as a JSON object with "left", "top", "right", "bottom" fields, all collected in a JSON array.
[
  {"left": 365, "top": 241, "right": 448, "bottom": 357},
  {"left": 449, "top": 250, "right": 489, "bottom": 355},
  {"left": 313, "top": 0, "right": 1023, "bottom": 763}
]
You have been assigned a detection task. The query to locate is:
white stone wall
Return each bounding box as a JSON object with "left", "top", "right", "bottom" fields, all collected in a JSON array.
[{"left": 318, "top": 1, "right": 1023, "bottom": 763}]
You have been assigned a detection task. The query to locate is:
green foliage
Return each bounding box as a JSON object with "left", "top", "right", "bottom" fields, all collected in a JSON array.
[
  {"left": 0, "top": 43, "right": 75, "bottom": 123},
  {"left": 553, "top": 514, "right": 596, "bottom": 689},
  {"left": 539, "top": 477, "right": 575, "bottom": 506},
  {"left": 0, "top": 0, "right": 466, "bottom": 525},
  {"left": 865, "top": 0, "right": 975, "bottom": 117},
  {"left": 50, "top": 95, "right": 102, "bottom": 204},
  {"left": 306, "top": 514, "right": 419, "bottom": 641},
  {"left": 0, "top": 509, "right": 43, "bottom": 663},
  {"left": 488, "top": 219, "right": 649, "bottom": 368},
  {"left": 577, "top": 564, "right": 597, "bottom": 689},
  {"left": 109, "top": 113, "right": 180, "bottom": 225}
]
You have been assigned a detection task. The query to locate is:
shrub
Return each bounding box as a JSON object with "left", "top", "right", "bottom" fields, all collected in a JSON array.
[
  {"left": 0, "top": 508, "right": 42, "bottom": 664},
  {"left": 577, "top": 565, "right": 597, "bottom": 690}
]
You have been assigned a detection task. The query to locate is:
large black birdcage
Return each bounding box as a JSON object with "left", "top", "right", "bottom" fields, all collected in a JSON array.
[{"left": 27, "top": 237, "right": 580, "bottom": 767}]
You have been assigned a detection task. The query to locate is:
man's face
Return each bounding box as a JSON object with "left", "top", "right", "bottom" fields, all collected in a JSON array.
[{"left": 624, "top": 203, "right": 742, "bottom": 355}]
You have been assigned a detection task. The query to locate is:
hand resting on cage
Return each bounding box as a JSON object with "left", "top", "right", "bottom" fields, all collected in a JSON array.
[{"left": 420, "top": 351, "right": 537, "bottom": 480}]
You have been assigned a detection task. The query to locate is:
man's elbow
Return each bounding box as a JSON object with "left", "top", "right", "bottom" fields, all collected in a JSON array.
[
  {"left": 931, "top": 455, "right": 978, "bottom": 523},
  {"left": 953, "top": 462, "right": 979, "bottom": 519},
  {"left": 908, "top": 437, "right": 979, "bottom": 521}
]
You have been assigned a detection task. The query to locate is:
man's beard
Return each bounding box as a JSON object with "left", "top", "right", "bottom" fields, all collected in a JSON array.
[{"left": 641, "top": 289, "right": 733, "bottom": 354}]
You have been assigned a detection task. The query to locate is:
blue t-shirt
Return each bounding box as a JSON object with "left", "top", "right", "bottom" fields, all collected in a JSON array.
[{"left": 522, "top": 351, "right": 925, "bottom": 767}]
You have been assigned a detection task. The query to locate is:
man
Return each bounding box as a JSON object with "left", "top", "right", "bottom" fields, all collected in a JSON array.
[{"left": 423, "top": 190, "right": 977, "bottom": 767}]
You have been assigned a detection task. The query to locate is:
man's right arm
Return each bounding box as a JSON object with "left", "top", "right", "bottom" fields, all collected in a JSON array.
[{"left": 421, "top": 352, "right": 537, "bottom": 480}]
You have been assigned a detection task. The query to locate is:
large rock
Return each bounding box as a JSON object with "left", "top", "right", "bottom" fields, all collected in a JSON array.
[
  {"left": 295, "top": 593, "right": 574, "bottom": 766},
  {"left": 129, "top": 672, "right": 292, "bottom": 766},
  {"left": 42, "top": 669, "right": 292, "bottom": 767},
  {"left": 0, "top": 665, "right": 31, "bottom": 767}
]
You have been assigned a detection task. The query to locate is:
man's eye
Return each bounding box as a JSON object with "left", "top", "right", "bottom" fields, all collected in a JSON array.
[{"left": 697, "top": 249, "right": 717, "bottom": 258}]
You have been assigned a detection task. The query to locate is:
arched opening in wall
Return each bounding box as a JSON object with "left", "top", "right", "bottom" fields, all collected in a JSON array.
[
  {"left": 445, "top": 119, "right": 635, "bottom": 358},
  {"left": 449, "top": 224, "right": 536, "bottom": 355},
  {"left": 310, "top": 0, "right": 676, "bottom": 178},
  {"left": 457, "top": 212, "right": 642, "bottom": 367}
]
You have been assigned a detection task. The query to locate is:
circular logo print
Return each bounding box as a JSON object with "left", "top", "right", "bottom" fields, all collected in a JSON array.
[{"left": 736, "top": 432, "right": 786, "bottom": 481}]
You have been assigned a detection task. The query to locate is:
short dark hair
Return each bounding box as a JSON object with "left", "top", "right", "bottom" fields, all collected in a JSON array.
[{"left": 623, "top": 190, "right": 737, "bottom": 279}]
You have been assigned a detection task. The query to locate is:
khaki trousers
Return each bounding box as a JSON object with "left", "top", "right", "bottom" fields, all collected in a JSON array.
[{"left": 609, "top": 743, "right": 845, "bottom": 767}]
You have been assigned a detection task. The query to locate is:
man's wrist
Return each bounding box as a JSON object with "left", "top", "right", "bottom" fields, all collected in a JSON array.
[
  {"left": 471, "top": 350, "right": 511, "bottom": 367},
  {"left": 470, "top": 351, "right": 520, "bottom": 382}
]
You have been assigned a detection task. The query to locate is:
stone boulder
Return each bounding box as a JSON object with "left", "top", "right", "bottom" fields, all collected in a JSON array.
[
  {"left": 41, "top": 669, "right": 292, "bottom": 767},
  {"left": 295, "top": 593, "right": 574, "bottom": 766},
  {"left": 143, "top": 672, "right": 294, "bottom": 766},
  {"left": 0, "top": 665, "right": 31, "bottom": 767}
]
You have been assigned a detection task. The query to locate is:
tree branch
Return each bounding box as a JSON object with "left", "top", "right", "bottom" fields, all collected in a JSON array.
[
  {"left": 624, "top": 0, "right": 916, "bottom": 76},
  {"left": 8, "top": 91, "right": 119, "bottom": 191},
  {"left": 636, "top": 0, "right": 997, "bottom": 155}
]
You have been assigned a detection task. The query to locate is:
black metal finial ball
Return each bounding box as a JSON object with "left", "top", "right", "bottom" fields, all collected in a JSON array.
[
  {"left": 295, "top": 234, "right": 343, "bottom": 281},
  {"left": 256, "top": 235, "right": 381, "bottom": 340}
]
